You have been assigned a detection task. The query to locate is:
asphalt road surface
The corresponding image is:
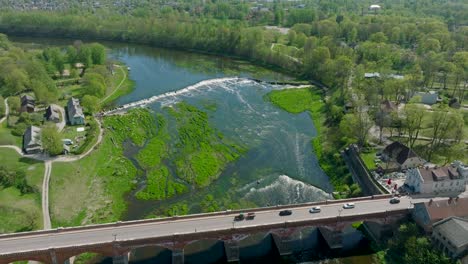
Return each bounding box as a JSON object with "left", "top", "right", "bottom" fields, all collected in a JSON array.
[{"left": 0, "top": 196, "right": 426, "bottom": 256}]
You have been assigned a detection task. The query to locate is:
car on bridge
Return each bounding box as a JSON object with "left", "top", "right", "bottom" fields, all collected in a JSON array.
[
  {"left": 246, "top": 212, "right": 256, "bottom": 220},
  {"left": 234, "top": 213, "right": 245, "bottom": 221},
  {"left": 309, "top": 206, "right": 321, "bottom": 213},
  {"left": 343, "top": 203, "right": 355, "bottom": 209},
  {"left": 389, "top": 197, "right": 400, "bottom": 204},
  {"left": 279, "top": 210, "right": 292, "bottom": 216}
]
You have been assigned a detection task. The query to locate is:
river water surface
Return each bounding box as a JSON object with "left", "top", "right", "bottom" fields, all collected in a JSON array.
[{"left": 108, "top": 44, "right": 333, "bottom": 219}]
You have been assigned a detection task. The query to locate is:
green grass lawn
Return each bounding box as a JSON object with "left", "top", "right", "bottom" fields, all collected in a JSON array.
[
  {"left": 0, "top": 122, "right": 22, "bottom": 147},
  {"left": 360, "top": 150, "right": 378, "bottom": 170},
  {"left": 49, "top": 109, "right": 155, "bottom": 227},
  {"left": 267, "top": 87, "right": 320, "bottom": 114},
  {"left": 101, "top": 65, "right": 134, "bottom": 106},
  {"left": 50, "top": 134, "right": 137, "bottom": 227},
  {"left": 0, "top": 148, "right": 44, "bottom": 233}
]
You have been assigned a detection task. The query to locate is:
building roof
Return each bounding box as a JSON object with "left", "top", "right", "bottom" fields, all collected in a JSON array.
[
  {"left": 45, "top": 105, "right": 60, "bottom": 120},
  {"left": 423, "top": 198, "right": 468, "bottom": 223},
  {"left": 67, "top": 97, "right": 84, "bottom": 119},
  {"left": 381, "top": 100, "right": 397, "bottom": 112},
  {"left": 23, "top": 125, "right": 41, "bottom": 147},
  {"left": 433, "top": 217, "right": 468, "bottom": 248},
  {"left": 419, "top": 166, "right": 461, "bottom": 182},
  {"left": 383, "top": 142, "right": 421, "bottom": 165},
  {"left": 21, "top": 95, "right": 35, "bottom": 107}
]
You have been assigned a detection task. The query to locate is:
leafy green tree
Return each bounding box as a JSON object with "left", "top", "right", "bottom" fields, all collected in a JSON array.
[
  {"left": 0, "top": 96, "right": 4, "bottom": 118},
  {"left": 8, "top": 96, "right": 20, "bottom": 115},
  {"left": 90, "top": 43, "right": 106, "bottom": 65},
  {"left": 82, "top": 73, "right": 106, "bottom": 98},
  {"left": 369, "top": 32, "right": 388, "bottom": 43},
  {"left": 65, "top": 46, "right": 77, "bottom": 64},
  {"left": 41, "top": 125, "right": 63, "bottom": 156},
  {"left": 339, "top": 106, "right": 373, "bottom": 147},
  {"left": 77, "top": 45, "right": 93, "bottom": 68},
  {"left": 403, "top": 104, "right": 426, "bottom": 148},
  {"left": 81, "top": 95, "right": 101, "bottom": 114},
  {"left": 0, "top": 33, "right": 11, "bottom": 50}
]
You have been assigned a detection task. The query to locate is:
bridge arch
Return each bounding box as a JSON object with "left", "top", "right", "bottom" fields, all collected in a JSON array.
[
  {"left": 128, "top": 245, "right": 172, "bottom": 264},
  {"left": 183, "top": 239, "right": 226, "bottom": 264},
  {"left": 237, "top": 231, "right": 279, "bottom": 261},
  {"left": 58, "top": 246, "right": 116, "bottom": 264}
]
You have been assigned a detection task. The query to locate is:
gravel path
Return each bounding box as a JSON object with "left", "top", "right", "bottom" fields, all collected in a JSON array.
[{"left": 0, "top": 97, "right": 9, "bottom": 124}]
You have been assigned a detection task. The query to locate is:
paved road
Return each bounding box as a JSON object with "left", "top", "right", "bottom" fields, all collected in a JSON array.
[
  {"left": 0, "top": 196, "right": 423, "bottom": 255},
  {"left": 0, "top": 97, "right": 8, "bottom": 124}
]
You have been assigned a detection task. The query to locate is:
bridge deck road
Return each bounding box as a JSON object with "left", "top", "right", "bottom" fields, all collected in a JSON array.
[{"left": 0, "top": 196, "right": 421, "bottom": 255}]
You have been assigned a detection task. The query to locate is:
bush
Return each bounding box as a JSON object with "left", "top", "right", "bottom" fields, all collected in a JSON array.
[
  {"left": 11, "top": 122, "right": 27, "bottom": 136},
  {"left": 73, "top": 118, "right": 98, "bottom": 155}
]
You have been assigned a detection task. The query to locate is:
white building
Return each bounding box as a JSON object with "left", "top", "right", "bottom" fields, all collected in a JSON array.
[{"left": 405, "top": 161, "right": 468, "bottom": 194}]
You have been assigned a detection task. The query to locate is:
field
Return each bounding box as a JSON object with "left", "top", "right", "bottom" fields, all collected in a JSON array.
[
  {"left": 0, "top": 148, "right": 44, "bottom": 233},
  {"left": 49, "top": 110, "right": 156, "bottom": 227}
]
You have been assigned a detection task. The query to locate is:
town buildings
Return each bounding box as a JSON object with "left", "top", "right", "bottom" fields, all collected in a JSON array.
[
  {"left": 432, "top": 217, "right": 468, "bottom": 260},
  {"left": 66, "top": 97, "right": 85, "bottom": 125},
  {"left": 44, "top": 104, "right": 61, "bottom": 123},
  {"left": 404, "top": 161, "right": 468, "bottom": 194},
  {"left": 23, "top": 125, "right": 42, "bottom": 154},
  {"left": 20, "top": 95, "right": 35, "bottom": 113},
  {"left": 382, "top": 142, "right": 425, "bottom": 170}
]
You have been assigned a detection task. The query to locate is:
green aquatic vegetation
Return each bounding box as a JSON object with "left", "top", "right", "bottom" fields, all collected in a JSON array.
[
  {"left": 105, "top": 108, "right": 156, "bottom": 146},
  {"left": 168, "top": 102, "right": 244, "bottom": 187},
  {"left": 136, "top": 166, "right": 187, "bottom": 201},
  {"left": 136, "top": 114, "right": 168, "bottom": 169}
]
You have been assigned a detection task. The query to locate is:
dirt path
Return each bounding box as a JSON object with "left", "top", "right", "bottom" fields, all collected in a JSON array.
[
  {"left": 100, "top": 65, "right": 127, "bottom": 103},
  {"left": 54, "top": 104, "right": 66, "bottom": 132},
  {"left": 0, "top": 97, "right": 8, "bottom": 124},
  {"left": 42, "top": 161, "right": 52, "bottom": 229}
]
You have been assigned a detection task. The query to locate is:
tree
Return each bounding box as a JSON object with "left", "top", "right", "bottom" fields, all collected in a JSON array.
[
  {"left": 0, "top": 96, "right": 4, "bottom": 118},
  {"left": 77, "top": 45, "right": 93, "bottom": 68},
  {"left": 81, "top": 95, "right": 101, "bottom": 114},
  {"left": 8, "top": 96, "right": 20, "bottom": 114},
  {"left": 339, "top": 104, "right": 374, "bottom": 147},
  {"left": 82, "top": 73, "right": 106, "bottom": 98},
  {"left": 41, "top": 125, "right": 63, "bottom": 156},
  {"left": 402, "top": 104, "right": 425, "bottom": 148},
  {"left": 90, "top": 43, "right": 106, "bottom": 65},
  {"left": 427, "top": 107, "right": 463, "bottom": 161}
]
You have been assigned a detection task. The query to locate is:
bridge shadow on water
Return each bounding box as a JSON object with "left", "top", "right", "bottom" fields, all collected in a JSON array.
[{"left": 82, "top": 225, "right": 377, "bottom": 264}]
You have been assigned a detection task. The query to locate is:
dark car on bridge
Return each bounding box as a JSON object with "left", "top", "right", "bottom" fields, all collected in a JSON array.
[
  {"left": 389, "top": 197, "right": 400, "bottom": 204},
  {"left": 246, "top": 212, "right": 256, "bottom": 220},
  {"left": 234, "top": 213, "right": 245, "bottom": 221},
  {"left": 279, "top": 210, "right": 292, "bottom": 216}
]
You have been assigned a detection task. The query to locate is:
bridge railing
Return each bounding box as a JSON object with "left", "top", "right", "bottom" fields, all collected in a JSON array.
[
  {"left": 0, "top": 194, "right": 394, "bottom": 240},
  {"left": 0, "top": 208, "right": 411, "bottom": 258}
]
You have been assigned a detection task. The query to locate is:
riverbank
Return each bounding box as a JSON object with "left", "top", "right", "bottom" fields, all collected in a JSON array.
[{"left": 266, "top": 87, "right": 356, "bottom": 197}]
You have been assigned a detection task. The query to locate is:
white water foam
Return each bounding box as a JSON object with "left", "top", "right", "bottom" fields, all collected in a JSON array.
[
  {"left": 103, "top": 77, "right": 256, "bottom": 115},
  {"left": 244, "top": 175, "right": 332, "bottom": 205}
]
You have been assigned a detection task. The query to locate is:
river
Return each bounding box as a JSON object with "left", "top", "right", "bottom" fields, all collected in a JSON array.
[
  {"left": 107, "top": 44, "right": 333, "bottom": 219},
  {"left": 12, "top": 38, "right": 379, "bottom": 264}
]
